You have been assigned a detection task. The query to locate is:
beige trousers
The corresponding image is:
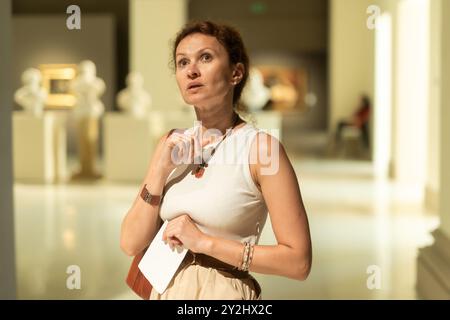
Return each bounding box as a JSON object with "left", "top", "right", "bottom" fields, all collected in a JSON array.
[{"left": 149, "top": 254, "right": 262, "bottom": 300}]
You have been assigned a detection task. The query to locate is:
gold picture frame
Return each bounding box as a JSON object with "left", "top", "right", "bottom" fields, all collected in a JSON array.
[
  {"left": 255, "top": 65, "right": 308, "bottom": 112},
  {"left": 39, "top": 64, "right": 77, "bottom": 110}
]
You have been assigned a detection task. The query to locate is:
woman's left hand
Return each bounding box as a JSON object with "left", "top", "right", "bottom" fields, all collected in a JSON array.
[{"left": 162, "top": 214, "right": 209, "bottom": 253}]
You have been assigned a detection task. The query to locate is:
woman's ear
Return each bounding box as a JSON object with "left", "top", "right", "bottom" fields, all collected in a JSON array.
[{"left": 231, "top": 63, "right": 245, "bottom": 85}]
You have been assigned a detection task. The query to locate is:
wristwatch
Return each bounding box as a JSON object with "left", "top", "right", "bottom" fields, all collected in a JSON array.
[{"left": 140, "top": 184, "right": 162, "bottom": 206}]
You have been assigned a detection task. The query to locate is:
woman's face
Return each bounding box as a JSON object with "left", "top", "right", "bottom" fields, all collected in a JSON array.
[{"left": 175, "top": 33, "right": 240, "bottom": 108}]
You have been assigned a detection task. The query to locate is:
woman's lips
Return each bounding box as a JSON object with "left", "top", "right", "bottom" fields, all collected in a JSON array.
[{"left": 187, "top": 84, "right": 203, "bottom": 92}]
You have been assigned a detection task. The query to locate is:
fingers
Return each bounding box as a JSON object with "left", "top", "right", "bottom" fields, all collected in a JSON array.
[
  {"left": 162, "top": 228, "right": 182, "bottom": 250},
  {"left": 170, "top": 237, "right": 183, "bottom": 245},
  {"left": 169, "top": 134, "right": 191, "bottom": 165},
  {"left": 169, "top": 131, "right": 210, "bottom": 165},
  {"left": 201, "top": 137, "right": 211, "bottom": 148},
  {"left": 167, "top": 237, "right": 182, "bottom": 250},
  {"left": 162, "top": 215, "right": 191, "bottom": 250},
  {"left": 169, "top": 237, "right": 182, "bottom": 246},
  {"left": 162, "top": 222, "right": 182, "bottom": 250}
]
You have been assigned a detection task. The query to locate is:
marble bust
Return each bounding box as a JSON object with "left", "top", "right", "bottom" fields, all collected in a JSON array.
[
  {"left": 71, "top": 60, "right": 105, "bottom": 179},
  {"left": 117, "top": 71, "right": 152, "bottom": 118},
  {"left": 14, "top": 68, "right": 48, "bottom": 117},
  {"left": 71, "top": 60, "right": 105, "bottom": 119},
  {"left": 241, "top": 68, "right": 271, "bottom": 112}
]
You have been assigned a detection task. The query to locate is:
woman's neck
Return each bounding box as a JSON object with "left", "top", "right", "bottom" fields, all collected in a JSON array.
[{"left": 193, "top": 105, "right": 243, "bottom": 136}]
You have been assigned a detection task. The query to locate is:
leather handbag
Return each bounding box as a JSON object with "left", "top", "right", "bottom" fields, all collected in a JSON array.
[{"left": 125, "top": 246, "right": 152, "bottom": 300}]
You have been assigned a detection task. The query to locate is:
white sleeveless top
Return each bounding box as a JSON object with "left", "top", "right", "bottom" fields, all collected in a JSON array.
[{"left": 159, "top": 123, "right": 268, "bottom": 245}]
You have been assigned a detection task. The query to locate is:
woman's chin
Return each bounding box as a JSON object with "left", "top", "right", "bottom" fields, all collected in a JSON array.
[{"left": 184, "top": 96, "right": 207, "bottom": 107}]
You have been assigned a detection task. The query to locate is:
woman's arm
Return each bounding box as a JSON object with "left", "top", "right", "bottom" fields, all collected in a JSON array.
[
  {"left": 199, "top": 132, "right": 312, "bottom": 280},
  {"left": 120, "top": 132, "right": 172, "bottom": 256}
]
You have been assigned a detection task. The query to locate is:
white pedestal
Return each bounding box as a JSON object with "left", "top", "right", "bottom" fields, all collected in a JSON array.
[
  {"left": 53, "top": 112, "right": 68, "bottom": 182},
  {"left": 104, "top": 113, "right": 155, "bottom": 182},
  {"left": 13, "top": 112, "right": 68, "bottom": 183},
  {"left": 250, "top": 110, "right": 283, "bottom": 141}
]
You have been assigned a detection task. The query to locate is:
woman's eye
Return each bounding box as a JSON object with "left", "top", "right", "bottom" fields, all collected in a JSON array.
[
  {"left": 201, "top": 53, "right": 212, "bottom": 62},
  {"left": 177, "top": 59, "right": 188, "bottom": 67}
]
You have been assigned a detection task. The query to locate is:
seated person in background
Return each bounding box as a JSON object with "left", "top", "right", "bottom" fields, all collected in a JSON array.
[{"left": 335, "top": 95, "right": 371, "bottom": 149}]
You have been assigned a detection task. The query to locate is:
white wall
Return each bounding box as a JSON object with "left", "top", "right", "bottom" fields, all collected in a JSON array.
[
  {"left": 189, "top": 0, "right": 328, "bottom": 53},
  {"left": 329, "top": 0, "right": 375, "bottom": 134},
  {"left": 130, "top": 0, "right": 187, "bottom": 111}
]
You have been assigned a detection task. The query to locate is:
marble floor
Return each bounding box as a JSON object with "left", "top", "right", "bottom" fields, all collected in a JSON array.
[{"left": 13, "top": 154, "right": 438, "bottom": 299}]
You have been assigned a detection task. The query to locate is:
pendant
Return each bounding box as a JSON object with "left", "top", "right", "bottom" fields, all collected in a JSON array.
[
  {"left": 194, "top": 167, "right": 204, "bottom": 178},
  {"left": 193, "top": 163, "right": 207, "bottom": 178}
]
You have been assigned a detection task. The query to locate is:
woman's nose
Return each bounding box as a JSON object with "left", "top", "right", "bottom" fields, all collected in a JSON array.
[{"left": 187, "top": 65, "right": 200, "bottom": 79}]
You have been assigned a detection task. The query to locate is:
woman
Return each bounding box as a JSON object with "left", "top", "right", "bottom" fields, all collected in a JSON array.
[
  {"left": 120, "top": 20, "right": 312, "bottom": 300},
  {"left": 335, "top": 94, "right": 371, "bottom": 149}
]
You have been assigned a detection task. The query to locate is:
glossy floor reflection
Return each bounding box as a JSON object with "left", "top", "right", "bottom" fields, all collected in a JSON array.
[{"left": 14, "top": 156, "right": 438, "bottom": 299}]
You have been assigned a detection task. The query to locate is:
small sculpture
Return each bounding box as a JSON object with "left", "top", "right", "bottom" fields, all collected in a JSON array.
[
  {"left": 71, "top": 60, "right": 106, "bottom": 179},
  {"left": 71, "top": 60, "right": 106, "bottom": 119},
  {"left": 241, "top": 68, "right": 271, "bottom": 112},
  {"left": 117, "top": 72, "right": 152, "bottom": 118},
  {"left": 14, "top": 68, "right": 48, "bottom": 117}
]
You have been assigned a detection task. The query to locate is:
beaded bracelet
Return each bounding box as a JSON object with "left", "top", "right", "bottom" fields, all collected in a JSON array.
[
  {"left": 238, "top": 242, "right": 250, "bottom": 271},
  {"left": 242, "top": 242, "right": 250, "bottom": 269},
  {"left": 249, "top": 244, "right": 255, "bottom": 269},
  {"left": 242, "top": 243, "right": 255, "bottom": 272}
]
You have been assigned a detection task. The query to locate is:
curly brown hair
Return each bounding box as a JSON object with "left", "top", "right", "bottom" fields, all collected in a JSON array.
[{"left": 171, "top": 20, "right": 250, "bottom": 113}]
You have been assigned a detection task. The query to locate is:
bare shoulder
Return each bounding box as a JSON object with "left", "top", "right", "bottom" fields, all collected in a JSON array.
[{"left": 249, "top": 131, "right": 287, "bottom": 191}]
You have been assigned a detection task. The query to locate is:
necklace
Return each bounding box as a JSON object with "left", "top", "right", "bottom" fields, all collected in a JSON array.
[{"left": 192, "top": 113, "right": 240, "bottom": 178}]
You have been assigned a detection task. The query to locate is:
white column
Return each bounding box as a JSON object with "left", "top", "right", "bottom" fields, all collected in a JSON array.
[
  {"left": 416, "top": 0, "right": 450, "bottom": 300},
  {"left": 425, "top": 0, "right": 441, "bottom": 212},
  {"left": 0, "top": 0, "right": 16, "bottom": 299},
  {"left": 373, "top": 11, "right": 392, "bottom": 178},
  {"left": 130, "top": 0, "right": 187, "bottom": 111},
  {"left": 391, "top": 0, "right": 429, "bottom": 195}
]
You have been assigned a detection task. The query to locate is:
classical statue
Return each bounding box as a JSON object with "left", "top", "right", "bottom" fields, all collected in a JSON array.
[
  {"left": 117, "top": 71, "right": 152, "bottom": 118},
  {"left": 241, "top": 68, "right": 271, "bottom": 112},
  {"left": 71, "top": 60, "right": 105, "bottom": 179},
  {"left": 14, "top": 68, "right": 47, "bottom": 117},
  {"left": 72, "top": 60, "right": 105, "bottom": 119}
]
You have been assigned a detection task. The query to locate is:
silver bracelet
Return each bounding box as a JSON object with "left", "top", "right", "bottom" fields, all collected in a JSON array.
[
  {"left": 239, "top": 242, "right": 250, "bottom": 271},
  {"left": 242, "top": 243, "right": 255, "bottom": 272}
]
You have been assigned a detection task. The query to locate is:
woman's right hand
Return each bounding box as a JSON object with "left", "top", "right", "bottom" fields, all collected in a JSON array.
[{"left": 155, "top": 128, "right": 211, "bottom": 174}]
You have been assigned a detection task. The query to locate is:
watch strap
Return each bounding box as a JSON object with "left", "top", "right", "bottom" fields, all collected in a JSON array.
[{"left": 140, "top": 184, "right": 162, "bottom": 206}]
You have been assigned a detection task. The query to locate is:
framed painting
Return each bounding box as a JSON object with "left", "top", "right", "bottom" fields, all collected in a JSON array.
[
  {"left": 254, "top": 65, "right": 308, "bottom": 112},
  {"left": 39, "top": 64, "right": 77, "bottom": 110}
]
